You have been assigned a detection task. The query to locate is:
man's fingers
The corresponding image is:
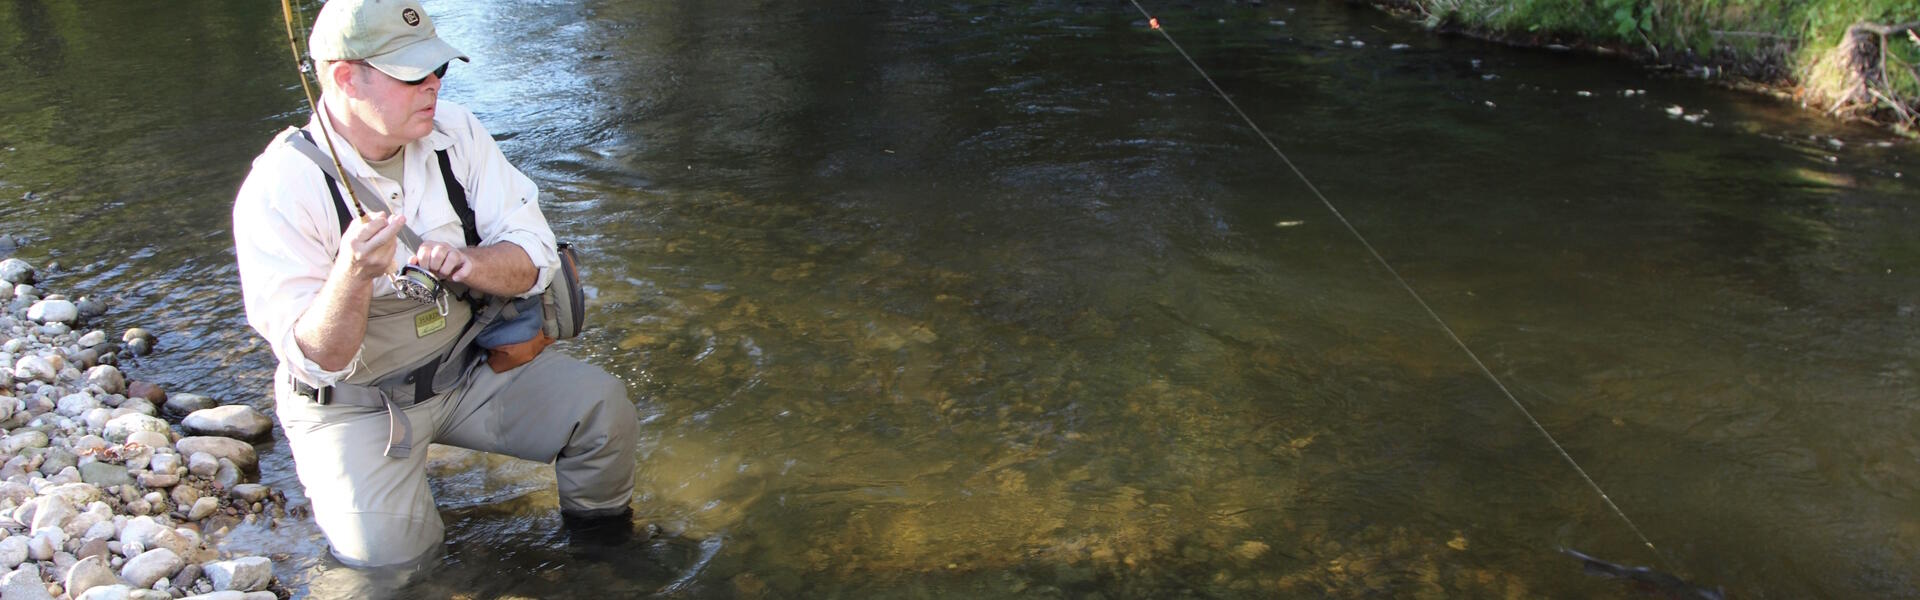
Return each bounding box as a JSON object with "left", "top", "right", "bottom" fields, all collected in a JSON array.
[{"left": 447, "top": 257, "right": 474, "bottom": 282}]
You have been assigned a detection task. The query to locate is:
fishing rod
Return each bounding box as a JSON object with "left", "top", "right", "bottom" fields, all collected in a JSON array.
[
  {"left": 277, "top": 0, "right": 448, "bottom": 310},
  {"left": 1123, "top": 0, "right": 1676, "bottom": 572},
  {"left": 279, "top": 0, "right": 367, "bottom": 221}
]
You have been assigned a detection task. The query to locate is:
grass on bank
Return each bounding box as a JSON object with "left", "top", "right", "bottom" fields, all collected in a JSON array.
[{"left": 1394, "top": 0, "right": 1920, "bottom": 129}]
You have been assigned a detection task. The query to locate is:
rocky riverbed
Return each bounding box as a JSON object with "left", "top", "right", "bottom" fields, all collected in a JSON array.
[{"left": 0, "top": 257, "right": 292, "bottom": 600}]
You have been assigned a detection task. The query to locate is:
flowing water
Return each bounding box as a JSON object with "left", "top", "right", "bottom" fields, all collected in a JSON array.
[{"left": 2, "top": 0, "right": 1918, "bottom": 597}]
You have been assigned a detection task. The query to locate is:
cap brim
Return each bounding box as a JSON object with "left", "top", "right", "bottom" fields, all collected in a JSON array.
[{"left": 365, "top": 36, "right": 469, "bottom": 82}]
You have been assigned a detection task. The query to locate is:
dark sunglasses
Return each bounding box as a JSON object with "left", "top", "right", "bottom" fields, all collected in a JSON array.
[
  {"left": 399, "top": 62, "right": 450, "bottom": 86},
  {"left": 351, "top": 60, "right": 448, "bottom": 86}
]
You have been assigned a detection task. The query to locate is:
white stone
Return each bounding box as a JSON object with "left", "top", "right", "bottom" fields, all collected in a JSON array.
[
  {"left": 48, "top": 466, "right": 82, "bottom": 485},
  {"left": 76, "top": 330, "right": 107, "bottom": 347},
  {"left": 103, "top": 414, "right": 169, "bottom": 443},
  {"left": 41, "top": 483, "right": 104, "bottom": 506},
  {"left": 28, "top": 529, "right": 60, "bottom": 560},
  {"left": 82, "top": 408, "right": 113, "bottom": 434},
  {"left": 26, "top": 300, "right": 77, "bottom": 324},
  {"left": 3, "top": 430, "right": 48, "bottom": 453},
  {"left": 174, "top": 438, "right": 255, "bottom": 472},
  {"left": 0, "top": 259, "right": 33, "bottom": 286},
  {"left": 57, "top": 393, "right": 101, "bottom": 417},
  {"left": 0, "top": 482, "right": 31, "bottom": 505},
  {"left": 187, "top": 497, "right": 218, "bottom": 522},
  {"left": 179, "top": 592, "right": 247, "bottom": 600},
  {"left": 115, "top": 397, "right": 155, "bottom": 417},
  {"left": 65, "top": 510, "right": 104, "bottom": 540},
  {"left": 181, "top": 406, "right": 271, "bottom": 441},
  {"left": 117, "top": 517, "right": 165, "bottom": 545},
  {"left": 76, "top": 584, "right": 133, "bottom": 600},
  {"left": 13, "top": 355, "right": 55, "bottom": 383},
  {"left": 29, "top": 495, "right": 75, "bottom": 535},
  {"left": 147, "top": 452, "right": 180, "bottom": 474},
  {"left": 0, "top": 536, "right": 27, "bottom": 569},
  {"left": 1, "top": 564, "right": 54, "bottom": 600},
  {"left": 118, "top": 548, "right": 182, "bottom": 589},
  {"left": 83, "top": 520, "right": 116, "bottom": 542},
  {"left": 187, "top": 453, "right": 217, "bottom": 478},
  {"left": 83, "top": 366, "right": 123, "bottom": 395},
  {"left": 65, "top": 555, "right": 119, "bottom": 599},
  {"left": 126, "top": 431, "right": 171, "bottom": 452},
  {"left": 203, "top": 556, "right": 272, "bottom": 592},
  {"left": 0, "top": 397, "right": 20, "bottom": 422}
]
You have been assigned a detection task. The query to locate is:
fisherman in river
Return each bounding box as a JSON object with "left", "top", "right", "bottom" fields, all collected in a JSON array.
[{"left": 230, "top": 0, "right": 639, "bottom": 567}]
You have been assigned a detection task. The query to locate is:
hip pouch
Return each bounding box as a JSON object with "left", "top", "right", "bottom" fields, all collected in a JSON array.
[{"left": 476, "top": 242, "right": 585, "bottom": 372}]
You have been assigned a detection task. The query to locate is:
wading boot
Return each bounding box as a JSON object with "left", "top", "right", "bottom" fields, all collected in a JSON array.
[{"left": 561, "top": 507, "right": 653, "bottom": 547}]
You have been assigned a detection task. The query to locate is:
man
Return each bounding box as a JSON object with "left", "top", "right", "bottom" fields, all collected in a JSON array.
[{"left": 232, "top": 0, "right": 638, "bottom": 567}]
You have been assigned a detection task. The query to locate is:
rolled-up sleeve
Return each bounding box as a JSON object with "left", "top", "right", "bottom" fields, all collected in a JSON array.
[
  {"left": 454, "top": 109, "right": 557, "bottom": 298},
  {"left": 233, "top": 153, "right": 359, "bottom": 387}
]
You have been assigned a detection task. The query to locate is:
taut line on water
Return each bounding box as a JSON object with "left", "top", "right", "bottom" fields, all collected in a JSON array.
[{"left": 1124, "top": 0, "right": 1674, "bottom": 571}]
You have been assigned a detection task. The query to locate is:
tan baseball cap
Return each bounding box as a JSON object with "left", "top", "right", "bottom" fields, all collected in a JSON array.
[{"left": 309, "top": 0, "right": 468, "bottom": 82}]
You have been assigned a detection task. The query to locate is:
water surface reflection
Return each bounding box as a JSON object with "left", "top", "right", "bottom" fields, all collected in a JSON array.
[{"left": 2, "top": 0, "right": 1916, "bottom": 597}]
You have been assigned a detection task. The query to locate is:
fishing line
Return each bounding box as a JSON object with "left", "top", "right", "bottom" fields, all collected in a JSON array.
[
  {"left": 280, "top": 0, "right": 368, "bottom": 219},
  {"left": 1125, "top": 1, "right": 1673, "bottom": 570}
]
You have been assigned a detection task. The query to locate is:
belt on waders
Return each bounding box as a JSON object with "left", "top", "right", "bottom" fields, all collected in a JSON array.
[{"left": 290, "top": 295, "right": 510, "bottom": 459}]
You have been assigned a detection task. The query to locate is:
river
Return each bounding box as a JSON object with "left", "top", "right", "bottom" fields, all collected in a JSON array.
[{"left": 1, "top": 0, "right": 1916, "bottom": 597}]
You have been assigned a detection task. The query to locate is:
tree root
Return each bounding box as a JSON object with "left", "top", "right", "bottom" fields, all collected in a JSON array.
[{"left": 1826, "top": 21, "right": 1920, "bottom": 128}]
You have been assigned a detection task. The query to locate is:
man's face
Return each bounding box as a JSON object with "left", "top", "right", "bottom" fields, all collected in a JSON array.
[{"left": 346, "top": 61, "right": 440, "bottom": 147}]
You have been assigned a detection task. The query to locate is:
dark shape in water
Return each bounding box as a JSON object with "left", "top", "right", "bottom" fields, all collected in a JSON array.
[{"left": 1561, "top": 548, "right": 1727, "bottom": 600}]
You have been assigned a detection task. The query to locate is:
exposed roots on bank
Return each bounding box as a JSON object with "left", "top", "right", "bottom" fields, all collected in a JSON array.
[{"left": 1814, "top": 21, "right": 1920, "bottom": 129}]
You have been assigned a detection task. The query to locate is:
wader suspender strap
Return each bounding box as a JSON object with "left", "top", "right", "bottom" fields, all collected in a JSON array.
[
  {"left": 285, "top": 128, "right": 493, "bottom": 458},
  {"left": 437, "top": 149, "right": 481, "bottom": 247}
]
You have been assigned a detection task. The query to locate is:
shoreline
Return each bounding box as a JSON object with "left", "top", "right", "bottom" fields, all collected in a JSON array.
[
  {"left": 0, "top": 257, "right": 291, "bottom": 599},
  {"left": 1358, "top": 0, "right": 1920, "bottom": 136}
]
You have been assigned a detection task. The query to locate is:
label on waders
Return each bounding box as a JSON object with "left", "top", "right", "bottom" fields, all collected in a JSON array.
[{"left": 415, "top": 310, "right": 446, "bottom": 337}]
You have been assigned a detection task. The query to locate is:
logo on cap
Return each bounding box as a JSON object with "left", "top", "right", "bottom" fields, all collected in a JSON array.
[{"left": 402, "top": 8, "right": 421, "bottom": 26}]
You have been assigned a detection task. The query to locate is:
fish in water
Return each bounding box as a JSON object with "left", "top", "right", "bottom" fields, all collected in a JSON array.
[{"left": 1560, "top": 548, "right": 1727, "bottom": 600}]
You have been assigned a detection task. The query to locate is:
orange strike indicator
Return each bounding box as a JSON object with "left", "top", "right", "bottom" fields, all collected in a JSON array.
[{"left": 1149, "top": 17, "right": 1160, "bottom": 29}]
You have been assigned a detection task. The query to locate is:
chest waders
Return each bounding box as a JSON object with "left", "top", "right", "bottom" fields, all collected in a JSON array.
[{"left": 284, "top": 128, "right": 505, "bottom": 459}]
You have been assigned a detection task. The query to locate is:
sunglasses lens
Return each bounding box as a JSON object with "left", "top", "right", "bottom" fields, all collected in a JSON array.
[{"left": 402, "top": 63, "right": 449, "bottom": 86}]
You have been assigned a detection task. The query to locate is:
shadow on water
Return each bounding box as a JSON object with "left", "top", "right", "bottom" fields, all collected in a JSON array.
[{"left": 2, "top": 0, "right": 1919, "bottom": 597}]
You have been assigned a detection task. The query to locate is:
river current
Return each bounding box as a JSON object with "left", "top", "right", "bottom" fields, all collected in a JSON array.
[{"left": 1, "top": 0, "right": 1916, "bottom": 597}]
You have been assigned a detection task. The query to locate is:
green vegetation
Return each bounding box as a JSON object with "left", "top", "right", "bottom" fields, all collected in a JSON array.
[{"left": 1384, "top": 0, "right": 1920, "bottom": 130}]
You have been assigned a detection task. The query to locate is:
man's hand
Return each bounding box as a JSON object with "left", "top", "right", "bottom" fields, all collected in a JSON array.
[
  {"left": 410, "top": 241, "right": 475, "bottom": 283},
  {"left": 338, "top": 212, "right": 405, "bottom": 280},
  {"left": 411, "top": 242, "right": 537, "bottom": 297}
]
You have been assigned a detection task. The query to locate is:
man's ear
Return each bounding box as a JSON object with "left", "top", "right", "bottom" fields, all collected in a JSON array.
[{"left": 326, "top": 61, "right": 357, "bottom": 95}]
